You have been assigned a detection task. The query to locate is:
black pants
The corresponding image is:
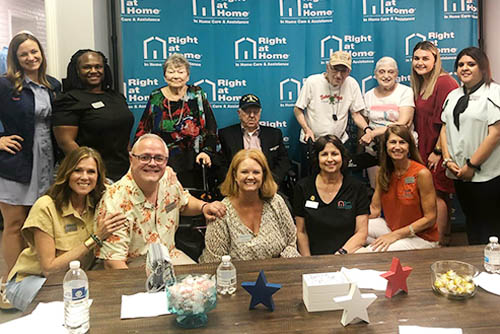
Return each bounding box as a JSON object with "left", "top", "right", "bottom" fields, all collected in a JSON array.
[{"left": 454, "top": 175, "right": 500, "bottom": 245}]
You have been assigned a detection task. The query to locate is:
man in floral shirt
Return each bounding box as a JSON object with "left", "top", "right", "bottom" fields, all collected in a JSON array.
[{"left": 96, "top": 134, "right": 225, "bottom": 267}]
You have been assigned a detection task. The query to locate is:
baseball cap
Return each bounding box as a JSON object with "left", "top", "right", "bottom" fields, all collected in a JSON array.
[
  {"left": 239, "top": 94, "right": 261, "bottom": 109},
  {"left": 329, "top": 51, "right": 352, "bottom": 70}
]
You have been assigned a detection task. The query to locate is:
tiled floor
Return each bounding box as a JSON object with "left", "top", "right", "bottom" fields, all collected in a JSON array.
[{"left": 0, "top": 229, "right": 469, "bottom": 324}]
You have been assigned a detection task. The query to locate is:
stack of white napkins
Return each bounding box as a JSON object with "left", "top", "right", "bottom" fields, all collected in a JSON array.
[
  {"left": 474, "top": 272, "right": 500, "bottom": 296},
  {"left": 0, "top": 301, "right": 66, "bottom": 333},
  {"left": 302, "top": 272, "right": 350, "bottom": 312},
  {"left": 121, "top": 291, "right": 170, "bottom": 319}
]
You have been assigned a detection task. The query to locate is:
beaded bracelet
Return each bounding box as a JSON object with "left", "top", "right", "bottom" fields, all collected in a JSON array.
[{"left": 91, "top": 233, "right": 104, "bottom": 247}]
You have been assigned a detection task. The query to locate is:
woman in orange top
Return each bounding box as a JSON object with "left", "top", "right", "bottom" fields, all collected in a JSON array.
[{"left": 367, "top": 125, "right": 439, "bottom": 251}]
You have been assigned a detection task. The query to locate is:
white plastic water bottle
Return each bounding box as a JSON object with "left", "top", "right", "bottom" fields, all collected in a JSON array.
[
  {"left": 484, "top": 236, "right": 500, "bottom": 274},
  {"left": 216, "top": 255, "right": 237, "bottom": 295},
  {"left": 63, "top": 260, "right": 89, "bottom": 333}
]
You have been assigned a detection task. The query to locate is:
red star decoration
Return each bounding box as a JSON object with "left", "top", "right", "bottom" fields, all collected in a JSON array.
[{"left": 380, "top": 257, "right": 413, "bottom": 298}]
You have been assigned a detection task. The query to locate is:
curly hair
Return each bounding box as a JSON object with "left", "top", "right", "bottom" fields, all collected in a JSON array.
[
  {"left": 62, "top": 49, "right": 113, "bottom": 92},
  {"left": 220, "top": 149, "right": 277, "bottom": 200},
  {"left": 5, "top": 32, "right": 52, "bottom": 95},
  {"left": 46, "top": 147, "right": 107, "bottom": 213}
]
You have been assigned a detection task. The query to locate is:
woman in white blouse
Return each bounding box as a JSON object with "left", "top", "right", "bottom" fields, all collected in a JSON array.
[
  {"left": 199, "top": 149, "right": 300, "bottom": 263},
  {"left": 440, "top": 47, "right": 500, "bottom": 245},
  {"left": 359, "top": 57, "right": 416, "bottom": 189}
]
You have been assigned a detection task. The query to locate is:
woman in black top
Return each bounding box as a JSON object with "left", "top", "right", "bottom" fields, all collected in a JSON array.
[
  {"left": 52, "top": 49, "right": 134, "bottom": 181},
  {"left": 293, "top": 135, "right": 370, "bottom": 255}
]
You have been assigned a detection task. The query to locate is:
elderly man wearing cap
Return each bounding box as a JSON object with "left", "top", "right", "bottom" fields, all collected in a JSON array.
[
  {"left": 294, "top": 51, "right": 372, "bottom": 171},
  {"left": 218, "top": 93, "right": 291, "bottom": 185}
]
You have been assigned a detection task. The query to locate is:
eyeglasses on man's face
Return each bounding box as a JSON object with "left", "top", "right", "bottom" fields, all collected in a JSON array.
[{"left": 131, "top": 153, "right": 168, "bottom": 164}]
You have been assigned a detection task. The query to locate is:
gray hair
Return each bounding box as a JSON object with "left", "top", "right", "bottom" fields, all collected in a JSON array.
[
  {"left": 374, "top": 56, "right": 398, "bottom": 74},
  {"left": 132, "top": 134, "right": 168, "bottom": 155},
  {"left": 162, "top": 53, "right": 190, "bottom": 75}
]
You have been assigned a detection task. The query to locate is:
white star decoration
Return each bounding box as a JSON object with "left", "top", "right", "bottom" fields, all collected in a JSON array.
[{"left": 333, "top": 283, "right": 377, "bottom": 326}]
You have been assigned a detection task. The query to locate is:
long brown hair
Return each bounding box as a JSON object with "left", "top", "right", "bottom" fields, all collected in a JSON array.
[
  {"left": 6, "top": 32, "right": 52, "bottom": 95},
  {"left": 220, "top": 149, "right": 277, "bottom": 200},
  {"left": 410, "top": 41, "right": 446, "bottom": 100},
  {"left": 46, "top": 147, "right": 107, "bottom": 213},
  {"left": 377, "top": 125, "right": 423, "bottom": 192},
  {"left": 455, "top": 47, "right": 493, "bottom": 85}
]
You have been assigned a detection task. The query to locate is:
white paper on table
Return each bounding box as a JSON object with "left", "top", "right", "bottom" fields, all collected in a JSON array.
[
  {"left": 121, "top": 291, "right": 170, "bottom": 319},
  {"left": 473, "top": 272, "right": 500, "bottom": 296},
  {"left": 399, "top": 325, "right": 462, "bottom": 333},
  {"left": 340, "top": 267, "right": 388, "bottom": 291},
  {"left": 0, "top": 301, "right": 68, "bottom": 334}
]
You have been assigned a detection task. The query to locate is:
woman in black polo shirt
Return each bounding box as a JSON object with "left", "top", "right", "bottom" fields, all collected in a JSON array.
[
  {"left": 52, "top": 49, "right": 134, "bottom": 182},
  {"left": 293, "top": 135, "right": 370, "bottom": 255}
]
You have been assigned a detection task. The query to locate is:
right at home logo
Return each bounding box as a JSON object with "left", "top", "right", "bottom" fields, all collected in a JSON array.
[
  {"left": 234, "top": 36, "right": 290, "bottom": 67},
  {"left": 193, "top": 78, "right": 247, "bottom": 110},
  {"left": 320, "top": 34, "right": 375, "bottom": 65},
  {"left": 192, "top": 0, "right": 250, "bottom": 25},
  {"left": 362, "top": 0, "right": 416, "bottom": 22},
  {"left": 279, "top": 0, "right": 334, "bottom": 25},
  {"left": 142, "top": 35, "right": 203, "bottom": 68},
  {"left": 443, "top": 0, "right": 478, "bottom": 19},
  {"left": 404, "top": 31, "right": 457, "bottom": 62}
]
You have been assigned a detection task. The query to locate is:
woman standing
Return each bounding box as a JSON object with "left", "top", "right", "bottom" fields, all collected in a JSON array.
[
  {"left": 441, "top": 47, "right": 500, "bottom": 245},
  {"left": 367, "top": 125, "right": 439, "bottom": 251},
  {"left": 293, "top": 135, "right": 369, "bottom": 255},
  {"left": 0, "top": 33, "right": 60, "bottom": 276},
  {"left": 1, "top": 147, "right": 126, "bottom": 310},
  {"left": 410, "top": 41, "right": 458, "bottom": 245},
  {"left": 52, "top": 49, "right": 134, "bottom": 182},
  {"left": 199, "top": 149, "right": 300, "bottom": 263},
  {"left": 134, "top": 53, "right": 217, "bottom": 188},
  {"left": 360, "top": 56, "right": 415, "bottom": 188}
]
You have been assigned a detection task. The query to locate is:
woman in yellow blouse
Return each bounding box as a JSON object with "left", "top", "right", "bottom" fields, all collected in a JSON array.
[{"left": 1, "top": 147, "right": 126, "bottom": 310}]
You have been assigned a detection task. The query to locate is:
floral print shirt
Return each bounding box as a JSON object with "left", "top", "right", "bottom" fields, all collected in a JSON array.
[{"left": 96, "top": 169, "right": 190, "bottom": 263}]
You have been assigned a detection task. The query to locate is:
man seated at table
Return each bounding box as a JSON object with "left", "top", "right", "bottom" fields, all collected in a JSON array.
[
  {"left": 96, "top": 134, "right": 226, "bottom": 268},
  {"left": 218, "top": 93, "right": 290, "bottom": 185}
]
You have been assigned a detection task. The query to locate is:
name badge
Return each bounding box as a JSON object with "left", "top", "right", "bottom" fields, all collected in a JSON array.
[
  {"left": 305, "top": 200, "right": 319, "bottom": 209},
  {"left": 91, "top": 101, "right": 105, "bottom": 109},
  {"left": 65, "top": 223, "right": 77, "bottom": 233},
  {"left": 238, "top": 234, "right": 253, "bottom": 243},
  {"left": 469, "top": 95, "right": 479, "bottom": 101},
  {"left": 405, "top": 177, "right": 416, "bottom": 184},
  {"left": 165, "top": 201, "right": 177, "bottom": 213}
]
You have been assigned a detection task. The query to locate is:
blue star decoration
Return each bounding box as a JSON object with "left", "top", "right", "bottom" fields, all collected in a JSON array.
[{"left": 241, "top": 270, "right": 281, "bottom": 311}]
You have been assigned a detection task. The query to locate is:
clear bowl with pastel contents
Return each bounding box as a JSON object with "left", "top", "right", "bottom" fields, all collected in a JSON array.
[
  {"left": 431, "top": 260, "right": 478, "bottom": 299},
  {"left": 166, "top": 274, "right": 217, "bottom": 328}
]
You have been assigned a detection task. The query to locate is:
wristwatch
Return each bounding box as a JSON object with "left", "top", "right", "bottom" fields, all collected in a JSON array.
[
  {"left": 337, "top": 248, "right": 348, "bottom": 254},
  {"left": 442, "top": 158, "right": 453, "bottom": 168}
]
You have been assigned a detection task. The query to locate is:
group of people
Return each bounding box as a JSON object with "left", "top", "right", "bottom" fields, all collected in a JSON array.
[{"left": 0, "top": 32, "right": 499, "bottom": 311}]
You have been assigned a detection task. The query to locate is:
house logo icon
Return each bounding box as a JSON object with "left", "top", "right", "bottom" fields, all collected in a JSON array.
[
  {"left": 405, "top": 33, "right": 426, "bottom": 57},
  {"left": 279, "top": 0, "right": 301, "bottom": 17},
  {"left": 192, "top": 0, "right": 215, "bottom": 17},
  {"left": 320, "top": 35, "right": 343, "bottom": 61},
  {"left": 193, "top": 79, "right": 217, "bottom": 102},
  {"left": 234, "top": 37, "right": 257, "bottom": 60},
  {"left": 279, "top": 78, "right": 301, "bottom": 102},
  {"left": 143, "top": 36, "right": 167, "bottom": 60}
]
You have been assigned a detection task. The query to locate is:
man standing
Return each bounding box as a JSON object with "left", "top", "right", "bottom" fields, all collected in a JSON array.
[
  {"left": 294, "top": 51, "right": 373, "bottom": 142},
  {"left": 96, "top": 134, "right": 226, "bottom": 267},
  {"left": 218, "top": 93, "right": 291, "bottom": 185}
]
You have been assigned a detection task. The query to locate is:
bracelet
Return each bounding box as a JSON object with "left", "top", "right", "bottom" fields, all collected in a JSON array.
[
  {"left": 201, "top": 202, "right": 208, "bottom": 214},
  {"left": 338, "top": 248, "right": 348, "bottom": 254},
  {"left": 363, "top": 126, "right": 373, "bottom": 134},
  {"left": 442, "top": 158, "right": 453, "bottom": 168},
  {"left": 90, "top": 233, "right": 104, "bottom": 247},
  {"left": 409, "top": 224, "right": 416, "bottom": 237},
  {"left": 84, "top": 237, "right": 95, "bottom": 249},
  {"left": 433, "top": 148, "right": 442, "bottom": 155},
  {"left": 466, "top": 158, "right": 481, "bottom": 171}
]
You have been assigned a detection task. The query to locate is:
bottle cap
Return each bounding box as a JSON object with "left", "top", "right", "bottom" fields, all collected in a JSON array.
[
  {"left": 222, "top": 255, "right": 231, "bottom": 262},
  {"left": 489, "top": 236, "right": 498, "bottom": 243},
  {"left": 69, "top": 260, "right": 81, "bottom": 269}
]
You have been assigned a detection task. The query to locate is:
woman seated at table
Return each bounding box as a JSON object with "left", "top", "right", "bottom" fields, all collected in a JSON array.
[
  {"left": 52, "top": 49, "right": 134, "bottom": 182},
  {"left": 293, "top": 135, "right": 370, "bottom": 256},
  {"left": 359, "top": 57, "right": 416, "bottom": 189},
  {"left": 199, "top": 149, "right": 300, "bottom": 263},
  {"left": 367, "top": 125, "right": 439, "bottom": 252},
  {"left": 1, "top": 147, "right": 126, "bottom": 311}
]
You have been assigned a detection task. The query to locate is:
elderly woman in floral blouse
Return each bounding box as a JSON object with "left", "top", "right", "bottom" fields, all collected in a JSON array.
[{"left": 199, "top": 149, "right": 300, "bottom": 263}]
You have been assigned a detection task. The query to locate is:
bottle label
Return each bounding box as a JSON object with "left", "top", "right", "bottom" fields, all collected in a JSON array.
[
  {"left": 71, "top": 287, "right": 87, "bottom": 301},
  {"left": 485, "top": 250, "right": 500, "bottom": 265},
  {"left": 217, "top": 270, "right": 236, "bottom": 286}
]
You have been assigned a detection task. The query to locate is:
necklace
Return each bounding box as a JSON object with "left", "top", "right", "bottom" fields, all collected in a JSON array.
[
  {"left": 327, "top": 82, "right": 341, "bottom": 121},
  {"left": 167, "top": 99, "right": 185, "bottom": 125}
]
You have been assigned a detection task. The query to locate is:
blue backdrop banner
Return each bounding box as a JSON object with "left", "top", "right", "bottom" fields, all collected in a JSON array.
[{"left": 119, "top": 0, "right": 478, "bottom": 159}]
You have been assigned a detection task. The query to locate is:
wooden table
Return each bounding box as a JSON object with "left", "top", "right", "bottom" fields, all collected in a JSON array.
[{"left": 31, "top": 246, "right": 500, "bottom": 333}]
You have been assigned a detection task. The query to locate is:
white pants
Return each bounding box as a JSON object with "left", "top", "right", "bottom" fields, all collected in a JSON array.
[{"left": 361, "top": 217, "right": 439, "bottom": 252}]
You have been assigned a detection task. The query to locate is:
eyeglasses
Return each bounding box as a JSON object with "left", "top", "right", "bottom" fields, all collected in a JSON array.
[
  {"left": 131, "top": 153, "right": 168, "bottom": 164},
  {"left": 329, "top": 65, "right": 349, "bottom": 74},
  {"left": 241, "top": 108, "right": 261, "bottom": 116}
]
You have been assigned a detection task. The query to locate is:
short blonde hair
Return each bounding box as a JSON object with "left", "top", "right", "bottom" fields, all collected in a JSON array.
[{"left": 220, "top": 149, "right": 277, "bottom": 199}]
